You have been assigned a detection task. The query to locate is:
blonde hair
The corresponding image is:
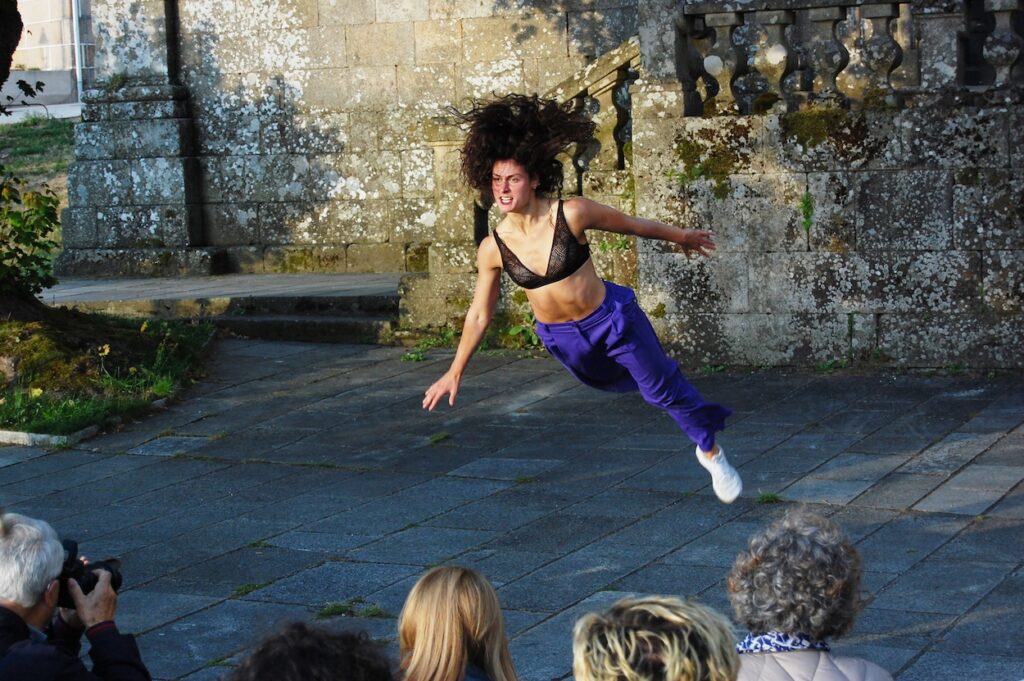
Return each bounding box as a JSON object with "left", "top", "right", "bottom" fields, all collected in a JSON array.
[
  {"left": 573, "top": 596, "right": 738, "bottom": 681},
  {"left": 399, "top": 566, "right": 518, "bottom": 681}
]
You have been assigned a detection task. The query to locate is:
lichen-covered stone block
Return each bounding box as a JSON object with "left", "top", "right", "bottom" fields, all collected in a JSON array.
[
  {"left": 717, "top": 312, "right": 876, "bottom": 365},
  {"left": 126, "top": 119, "right": 193, "bottom": 158},
  {"left": 60, "top": 209, "right": 98, "bottom": 248},
  {"left": 433, "top": 191, "right": 477, "bottom": 242},
  {"left": 568, "top": 8, "right": 637, "bottom": 58},
  {"left": 886, "top": 251, "right": 982, "bottom": 313},
  {"left": 203, "top": 203, "right": 259, "bottom": 245},
  {"left": 318, "top": 200, "right": 390, "bottom": 243},
  {"left": 110, "top": 99, "right": 188, "bottom": 120},
  {"left": 687, "top": 173, "right": 806, "bottom": 252},
  {"left": 406, "top": 242, "right": 430, "bottom": 272},
  {"left": 347, "top": 243, "right": 406, "bottom": 272},
  {"left": 639, "top": 251, "right": 748, "bottom": 313},
  {"left": 901, "top": 107, "right": 1010, "bottom": 169},
  {"left": 857, "top": 170, "right": 953, "bottom": 250},
  {"left": 346, "top": 21, "right": 415, "bottom": 65},
  {"left": 130, "top": 157, "right": 194, "bottom": 204},
  {"left": 807, "top": 172, "right": 857, "bottom": 252},
  {"left": 194, "top": 113, "right": 260, "bottom": 155},
  {"left": 429, "top": 241, "right": 477, "bottom": 274},
  {"left": 74, "top": 122, "right": 124, "bottom": 160},
  {"left": 258, "top": 201, "right": 318, "bottom": 245},
  {"left": 376, "top": 0, "right": 428, "bottom": 23},
  {"left": 747, "top": 252, "right": 884, "bottom": 313},
  {"left": 398, "top": 64, "right": 459, "bottom": 109},
  {"left": 414, "top": 20, "right": 463, "bottom": 63},
  {"left": 307, "top": 66, "right": 398, "bottom": 110},
  {"left": 401, "top": 148, "right": 436, "bottom": 198},
  {"left": 917, "top": 16, "right": 961, "bottom": 92},
  {"left": 68, "top": 160, "right": 132, "bottom": 207},
  {"left": 223, "top": 246, "right": 265, "bottom": 273},
  {"left": 249, "top": 154, "right": 311, "bottom": 202},
  {"left": 462, "top": 16, "right": 568, "bottom": 63},
  {"left": 261, "top": 114, "right": 348, "bottom": 155},
  {"left": 318, "top": 0, "right": 374, "bottom": 25},
  {"left": 878, "top": 310, "right": 1022, "bottom": 368},
  {"left": 54, "top": 247, "right": 219, "bottom": 277},
  {"left": 265, "top": 246, "right": 347, "bottom": 273},
  {"left": 953, "top": 169, "right": 1024, "bottom": 250},
  {"left": 982, "top": 251, "right": 1022, "bottom": 314},
  {"left": 392, "top": 199, "right": 440, "bottom": 242},
  {"left": 764, "top": 110, "right": 900, "bottom": 172},
  {"left": 458, "top": 59, "right": 526, "bottom": 101}
]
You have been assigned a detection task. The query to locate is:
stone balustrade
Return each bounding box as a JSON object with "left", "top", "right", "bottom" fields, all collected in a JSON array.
[{"left": 675, "top": 0, "right": 1024, "bottom": 116}]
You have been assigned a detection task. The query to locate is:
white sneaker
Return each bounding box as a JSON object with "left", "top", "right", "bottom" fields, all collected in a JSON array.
[{"left": 695, "top": 446, "right": 743, "bottom": 503}]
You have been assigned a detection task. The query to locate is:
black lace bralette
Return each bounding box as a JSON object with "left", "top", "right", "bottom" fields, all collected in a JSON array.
[{"left": 492, "top": 200, "right": 591, "bottom": 290}]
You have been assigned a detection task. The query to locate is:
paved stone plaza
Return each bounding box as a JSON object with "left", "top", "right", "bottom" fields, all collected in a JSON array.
[{"left": 1, "top": 340, "right": 1021, "bottom": 680}]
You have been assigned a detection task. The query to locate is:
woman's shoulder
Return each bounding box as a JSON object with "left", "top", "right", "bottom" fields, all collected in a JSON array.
[{"left": 737, "top": 650, "right": 893, "bottom": 681}]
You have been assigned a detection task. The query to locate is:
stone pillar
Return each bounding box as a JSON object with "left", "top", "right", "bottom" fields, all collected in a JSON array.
[
  {"left": 983, "top": 0, "right": 1024, "bottom": 87},
  {"left": 57, "top": 0, "right": 217, "bottom": 277}
]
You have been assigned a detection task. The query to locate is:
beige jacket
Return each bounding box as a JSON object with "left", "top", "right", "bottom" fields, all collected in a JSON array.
[{"left": 737, "top": 650, "right": 894, "bottom": 681}]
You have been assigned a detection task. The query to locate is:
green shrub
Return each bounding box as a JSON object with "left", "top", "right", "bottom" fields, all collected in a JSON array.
[{"left": 0, "top": 161, "right": 60, "bottom": 296}]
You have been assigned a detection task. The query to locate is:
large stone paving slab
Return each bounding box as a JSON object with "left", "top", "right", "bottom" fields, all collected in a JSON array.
[{"left": 0, "top": 339, "right": 1021, "bottom": 679}]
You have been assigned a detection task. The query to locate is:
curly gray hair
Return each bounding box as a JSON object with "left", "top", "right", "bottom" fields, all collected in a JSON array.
[{"left": 726, "top": 509, "right": 864, "bottom": 640}]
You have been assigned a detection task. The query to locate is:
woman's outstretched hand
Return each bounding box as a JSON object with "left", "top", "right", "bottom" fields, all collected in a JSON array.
[
  {"left": 677, "top": 229, "right": 717, "bottom": 257},
  {"left": 423, "top": 370, "right": 461, "bottom": 410}
]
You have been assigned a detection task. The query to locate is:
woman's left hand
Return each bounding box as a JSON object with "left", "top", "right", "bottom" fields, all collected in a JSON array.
[{"left": 676, "top": 229, "right": 716, "bottom": 257}]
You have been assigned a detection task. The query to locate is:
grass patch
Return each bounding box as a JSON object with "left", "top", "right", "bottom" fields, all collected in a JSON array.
[
  {"left": 428, "top": 431, "right": 451, "bottom": 444},
  {"left": 0, "top": 116, "right": 75, "bottom": 182},
  {"left": 248, "top": 540, "right": 272, "bottom": 549},
  {"left": 514, "top": 475, "right": 537, "bottom": 484},
  {"left": 231, "top": 581, "right": 271, "bottom": 598},
  {"left": 402, "top": 326, "right": 456, "bottom": 361},
  {"left": 0, "top": 313, "right": 213, "bottom": 434},
  {"left": 756, "top": 492, "right": 783, "bottom": 504},
  {"left": 316, "top": 597, "right": 394, "bottom": 620},
  {"left": 700, "top": 363, "right": 726, "bottom": 375}
]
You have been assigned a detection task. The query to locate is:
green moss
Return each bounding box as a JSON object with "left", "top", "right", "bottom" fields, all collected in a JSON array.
[
  {"left": 671, "top": 135, "right": 739, "bottom": 200},
  {"left": 780, "top": 108, "right": 851, "bottom": 148},
  {"left": 649, "top": 302, "right": 666, "bottom": 319},
  {"left": 799, "top": 191, "right": 814, "bottom": 234}
]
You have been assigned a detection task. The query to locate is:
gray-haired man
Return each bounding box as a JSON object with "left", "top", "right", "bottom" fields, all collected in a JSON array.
[{"left": 0, "top": 512, "right": 150, "bottom": 681}]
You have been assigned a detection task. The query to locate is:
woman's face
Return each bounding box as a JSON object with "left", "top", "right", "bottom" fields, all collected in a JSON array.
[{"left": 491, "top": 159, "right": 537, "bottom": 213}]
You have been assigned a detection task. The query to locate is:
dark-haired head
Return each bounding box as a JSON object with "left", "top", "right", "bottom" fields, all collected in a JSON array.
[
  {"left": 452, "top": 94, "right": 595, "bottom": 200},
  {"left": 228, "top": 622, "right": 393, "bottom": 681}
]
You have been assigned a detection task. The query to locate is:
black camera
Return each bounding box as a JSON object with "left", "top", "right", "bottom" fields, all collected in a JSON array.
[{"left": 57, "top": 539, "right": 123, "bottom": 609}]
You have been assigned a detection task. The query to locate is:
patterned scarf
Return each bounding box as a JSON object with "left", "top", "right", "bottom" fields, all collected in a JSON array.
[{"left": 736, "top": 632, "right": 831, "bottom": 654}]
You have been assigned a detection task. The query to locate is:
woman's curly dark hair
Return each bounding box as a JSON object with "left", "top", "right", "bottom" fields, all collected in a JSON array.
[
  {"left": 452, "top": 93, "right": 596, "bottom": 199},
  {"left": 727, "top": 510, "right": 865, "bottom": 641},
  {"left": 228, "top": 622, "right": 393, "bottom": 681}
]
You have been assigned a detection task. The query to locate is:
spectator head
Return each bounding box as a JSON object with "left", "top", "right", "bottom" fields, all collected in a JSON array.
[
  {"left": 573, "top": 596, "right": 738, "bottom": 681},
  {"left": 228, "top": 622, "right": 392, "bottom": 681},
  {"left": 399, "top": 565, "right": 517, "bottom": 681},
  {"left": 727, "top": 509, "right": 864, "bottom": 641},
  {"left": 0, "top": 512, "right": 64, "bottom": 617}
]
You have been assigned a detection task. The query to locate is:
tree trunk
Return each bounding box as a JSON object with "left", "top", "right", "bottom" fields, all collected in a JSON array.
[
  {"left": 0, "top": 290, "right": 51, "bottom": 323},
  {"left": 0, "top": 0, "right": 23, "bottom": 92}
]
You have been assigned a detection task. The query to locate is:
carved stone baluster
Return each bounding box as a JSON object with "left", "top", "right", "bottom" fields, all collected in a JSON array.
[
  {"left": 890, "top": 4, "right": 920, "bottom": 90},
  {"left": 750, "top": 10, "right": 796, "bottom": 112},
  {"left": 675, "top": 14, "right": 709, "bottom": 116},
  {"left": 983, "top": 0, "right": 1024, "bottom": 86},
  {"left": 702, "top": 12, "right": 743, "bottom": 115},
  {"left": 836, "top": 5, "right": 902, "bottom": 107},
  {"left": 804, "top": 6, "right": 850, "bottom": 103}
]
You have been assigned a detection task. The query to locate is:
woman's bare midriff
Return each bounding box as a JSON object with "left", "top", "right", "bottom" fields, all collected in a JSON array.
[{"left": 525, "top": 260, "right": 607, "bottom": 324}]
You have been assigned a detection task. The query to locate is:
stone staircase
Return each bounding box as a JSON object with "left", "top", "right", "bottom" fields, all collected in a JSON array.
[
  {"left": 215, "top": 293, "right": 398, "bottom": 344},
  {"left": 43, "top": 274, "right": 404, "bottom": 345}
]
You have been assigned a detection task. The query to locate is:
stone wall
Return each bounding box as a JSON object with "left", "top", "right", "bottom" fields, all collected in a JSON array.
[
  {"left": 627, "top": 0, "right": 1024, "bottom": 368},
  {"left": 60, "top": 0, "right": 1023, "bottom": 367}
]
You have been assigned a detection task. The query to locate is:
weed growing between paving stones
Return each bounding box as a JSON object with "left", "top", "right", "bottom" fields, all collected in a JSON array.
[
  {"left": 402, "top": 326, "right": 455, "bottom": 361},
  {"left": 231, "top": 581, "right": 271, "bottom": 598},
  {"left": 428, "top": 431, "right": 451, "bottom": 444},
  {"left": 0, "top": 316, "right": 213, "bottom": 434},
  {"left": 756, "top": 492, "right": 783, "bottom": 504},
  {"left": 317, "top": 597, "right": 393, "bottom": 619}
]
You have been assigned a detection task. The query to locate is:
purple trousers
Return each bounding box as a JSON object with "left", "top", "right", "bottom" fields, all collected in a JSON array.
[{"left": 534, "top": 280, "right": 731, "bottom": 452}]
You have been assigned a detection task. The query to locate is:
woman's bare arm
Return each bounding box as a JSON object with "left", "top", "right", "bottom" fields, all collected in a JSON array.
[
  {"left": 564, "top": 197, "right": 717, "bottom": 256},
  {"left": 422, "top": 238, "right": 503, "bottom": 410}
]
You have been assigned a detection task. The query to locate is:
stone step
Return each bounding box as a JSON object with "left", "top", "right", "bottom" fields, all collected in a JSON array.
[
  {"left": 215, "top": 314, "right": 396, "bottom": 344},
  {"left": 232, "top": 294, "right": 398, "bottom": 316}
]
